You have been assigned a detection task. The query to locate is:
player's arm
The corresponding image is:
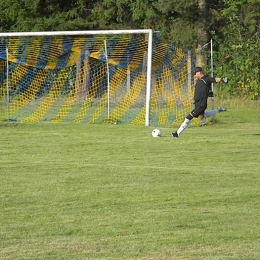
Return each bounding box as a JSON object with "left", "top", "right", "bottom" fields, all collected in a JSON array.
[{"left": 215, "top": 77, "right": 228, "bottom": 83}]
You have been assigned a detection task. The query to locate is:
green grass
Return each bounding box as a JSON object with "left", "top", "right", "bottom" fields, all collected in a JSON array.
[{"left": 0, "top": 104, "right": 260, "bottom": 259}]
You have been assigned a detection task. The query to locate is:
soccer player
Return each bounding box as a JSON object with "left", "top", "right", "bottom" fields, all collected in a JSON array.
[{"left": 172, "top": 66, "right": 228, "bottom": 138}]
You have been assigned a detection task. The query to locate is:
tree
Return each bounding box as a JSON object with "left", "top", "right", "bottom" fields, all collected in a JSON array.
[
  {"left": 0, "top": 0, "right": 96, "bottom": 31},
  {"left": 214, "top": 0, "right": 260, "bottom": 98},
  {"left": 0, "top": 0, "right": 259, "bottom": 98}
]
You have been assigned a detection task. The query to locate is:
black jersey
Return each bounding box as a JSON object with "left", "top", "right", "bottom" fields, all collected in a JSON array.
[{"left": 193, "top": 75, "right": 216, "bottom": 108}]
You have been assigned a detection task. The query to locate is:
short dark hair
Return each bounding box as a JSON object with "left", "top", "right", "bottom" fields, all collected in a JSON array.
[{"left": 194, "top": 66, "right": 203, "bottom": 75}]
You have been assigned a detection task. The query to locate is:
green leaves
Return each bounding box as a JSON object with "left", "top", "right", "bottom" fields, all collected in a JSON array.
[
  {"left": 0, "top": 0, "right": 259, "bottom": 98},
  {"left": 213, "top": 0, "right": 260, "bottom": 99}
]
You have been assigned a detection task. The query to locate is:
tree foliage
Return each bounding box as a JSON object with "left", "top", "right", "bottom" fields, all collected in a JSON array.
[
  {"left": 214, "top": 0, "right": 260, "bottom": 98},
  {"left": 0, "top": 0, "right": 259, "bottom": 98}
]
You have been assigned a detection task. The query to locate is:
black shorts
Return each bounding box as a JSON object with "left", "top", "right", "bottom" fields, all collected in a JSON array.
[{"left": 190, "top": 106, "right": 206, "bottom": 118}]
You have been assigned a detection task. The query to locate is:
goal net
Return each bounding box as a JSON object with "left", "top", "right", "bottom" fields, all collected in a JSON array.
[{"left": 0, "top": 30, "right": 196, "bottom": 126}]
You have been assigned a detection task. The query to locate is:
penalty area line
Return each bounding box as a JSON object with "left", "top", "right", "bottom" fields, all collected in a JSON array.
[{"left": 83, "top": 163, "right": 173, "bottom": 170}]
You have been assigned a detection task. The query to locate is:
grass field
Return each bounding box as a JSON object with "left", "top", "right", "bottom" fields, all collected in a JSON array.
[{"left": 1, "top": 101, "right": 260, "bottom": 259}]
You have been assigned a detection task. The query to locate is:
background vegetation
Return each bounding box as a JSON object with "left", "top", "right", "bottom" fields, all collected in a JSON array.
[{"left": 0, "top": 0, "right": 259, "bottom": 98}]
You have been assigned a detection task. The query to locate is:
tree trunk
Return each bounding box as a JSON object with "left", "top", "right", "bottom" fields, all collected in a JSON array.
[{"left": 197, "top": 0, "right": 209, "bottom": 67}]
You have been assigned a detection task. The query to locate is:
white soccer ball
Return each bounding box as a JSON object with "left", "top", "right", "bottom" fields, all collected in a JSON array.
[{"left": 152, "top": 128, "right": 162, "bottom": 137}]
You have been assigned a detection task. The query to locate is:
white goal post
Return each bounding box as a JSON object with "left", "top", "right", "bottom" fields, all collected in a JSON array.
[{"left": 0, "top": 29, "right": 153, "bottom": 126}]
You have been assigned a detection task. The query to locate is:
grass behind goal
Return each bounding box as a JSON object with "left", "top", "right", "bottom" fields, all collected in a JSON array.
[{"left": 1, "top": 106, "right": 260, "bottom": 259}]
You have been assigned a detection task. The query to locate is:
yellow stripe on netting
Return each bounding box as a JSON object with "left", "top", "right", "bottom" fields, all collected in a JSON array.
[
  {"left": 171, "top": 47, "right": 185, "bottom": 66},
  {"left": 108, "top": 37, "right": 130, "bottom": 66},
  {"left": 26, "top": 39, "right": 42, "bottom": 67},
  {"left": 127, "top": 40, "right": 147, "bottom": 71},
  {"left": 130, "top": 106, "right": 145, "bottom": 125},
  {"left": 132, "top": 76, "right": 165, "bottom": 125},
  {"left": 90, "top": 68, "right": 127, "bottom": 123},
  {"left": 174, "top": 65, "right": 193, "bottom": 111},
  {"left": 0, "top": 64, "right": 28, "bottom": 103},
  {"left": 131, "top": 77, "right": 161, "bottom": 124},
  {"left": 66, "top": 44, "right": 82, "bottom": 67},
  {"left": 50, "top": 39, "right": 90, "bottom": 123},
  {"left": 0, "top": 61, "right": 5, "bottom": 97},
  {"left": 158, "top": 68, "right": 176, "bottom": 125},
  {"left": 74, "top": 64, "right": 107, "bottom": 123},
  {"left": 44, "top": 37, "right": 83, "bottom": 69},
  {"left": 7, "top": 38, "right": 41, "bottom": 68},
  {"left": 172, "top": 76, "right": 193, "bottom": 125},
  {"left": 89, "top": 36, "right": 107, "bottom": 61},
  {"left": 108, "top": 74, "right": 146, "bottom": 121},
  {"left": 160, "top": 68, "right": 176, "bottom": 107},
  {"left": 158, "top": 109, "right": 169, "bottom": 125},
  {"left": 7, "top": 38, "right": 21, "bottom": 64},
  {"left": 92, "top": 36, "right": 107, "bottom": 52},
  {"left": 0, "top": 60, "right": 5, "bottom": 74},
  {"left": 133, "top": 64, "right": 191, "bottom": 126},
  {"left": 45, "top": 39, "right": 63, "bottom": 69},
  {"left": 152, "top": 42, "right": 168, "bottom": 72},
  {"left": 89, "top": 36, "right": 131, "bottom": 123},
  {"left": 51, "top": 65, "right": 88, "bottom": 123},
  {"left": 21, "top": 69, "right": 69, "bottom": 123},
  {"left": 73, "top": 36, "right": 109, "bottom": 123},
  {"left": 8, "top": 70, "right": 48, "bottom": 117},
  {"left": 5, "top": 65, "right": 28, "bottom": 90}
]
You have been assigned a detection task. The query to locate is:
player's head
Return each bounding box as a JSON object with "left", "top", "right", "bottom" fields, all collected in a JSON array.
[{"left": 194, "top": 67, "right": 204, "bottom": 78}]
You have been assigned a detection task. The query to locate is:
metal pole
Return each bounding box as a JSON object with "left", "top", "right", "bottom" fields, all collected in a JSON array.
[
  {"left": 145, "top": 29, "right": 153, "bottom": 126},
  {"left": 6, "top": 46, "right": 10, "bottom": 120},
  {"left": 210, "top": 39, "right": 214, "bottom": 82},
  {"left": 187, "top": 50, "right": 192, "bottom": 93},
  {"left": 104, "top": 40, "right": 110, "bottom": 119},
  {"left": 210, "top": 39, "right": 214, "bottom": 109}
]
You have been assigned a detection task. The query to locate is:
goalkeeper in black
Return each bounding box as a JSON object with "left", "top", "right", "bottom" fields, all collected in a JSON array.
[{"left": 172, "top": 66, "right": 228, "bottom": 138}]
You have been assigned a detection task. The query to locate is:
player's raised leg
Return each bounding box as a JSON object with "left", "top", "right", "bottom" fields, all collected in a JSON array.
[{"left": 204, "top": 107, "right": 226, "bottom": 118}]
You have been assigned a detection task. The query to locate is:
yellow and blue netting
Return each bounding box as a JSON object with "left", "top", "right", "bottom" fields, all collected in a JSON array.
[{"left": 0, "top": 33, "right": 197, "bottom": 125}]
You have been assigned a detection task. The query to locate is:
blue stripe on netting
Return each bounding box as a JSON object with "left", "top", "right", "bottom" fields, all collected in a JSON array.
[
  {"left": 36, "top": 37, "right": 52, "bottom": 69},
  {"left": 80, "top": 37, "right": 96, "bottom": 62},
  {"left": 0, "top": 50, "right": 7, "bottom": 60},
  {"left": 117, "top": 36, "right": 141, "bottom": 70},
  {"left": 17, "top": 37, "right": 31, "bottom": 64},
  {"left": 0, "top": 38, "right": 28, "bottom": 65},
  {"left": 56, "top": 37, "right": 74, "bottom": 69},
  {"left": 9, "top": 65, "right": 37, "bottom": 98},
  {"left": 35, "top": 68, "right": 60, "bottom": 99}
]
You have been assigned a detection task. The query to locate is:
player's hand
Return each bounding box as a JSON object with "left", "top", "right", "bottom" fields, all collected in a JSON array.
[{"left": 221, "top": 77, "right": 228, "bottom": 83}]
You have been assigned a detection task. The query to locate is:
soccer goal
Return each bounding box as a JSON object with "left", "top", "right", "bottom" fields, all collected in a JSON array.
[{"left": 0, "top": 30, "right": 195, "bottom": 126}]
